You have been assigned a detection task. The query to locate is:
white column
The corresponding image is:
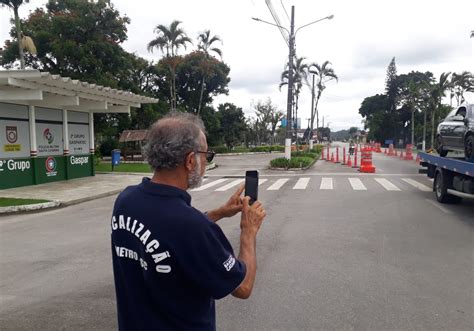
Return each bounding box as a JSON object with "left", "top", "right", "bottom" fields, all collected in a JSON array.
[
  {"left": 63, "top": 109, "right": 69, "bottom": 155},
  {"left": 28, "top": 105, "right": 37, "bottom": 157},
  {"left": 89, "top": 111, "right": 94, "bottom": 153},
  {"left": 285, "top": 138, "right": 291, "bottom": 160},
  {"left": 309, "top": 139, "right": 314, "bottom": 150}
]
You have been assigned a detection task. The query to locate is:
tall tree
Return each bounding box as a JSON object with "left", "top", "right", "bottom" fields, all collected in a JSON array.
[
  {"left": 254, "top": 99, "right": 283, "bottom": 145},
  {"left": 385, "top": 57, "right": 398, "bottom": 140},
  {"left": 147, "top": 20, "right": 192, "bottom": 111},
  {"left": 196, "top": 30, "right": 222, "bottom": 115},
  {"left": 430, "top": 72, "right": 451, "bottom": 149},
  {"left": 451, "top": 71, "right": 474, "bottom": 106},
  {"left": 0, "top": 0, "right": 29, "bottom": 69},
  {"left": 280, "top": 56, "right": 309, "bottom": 133},
  {"left": 173, "top": 51, "right": 230, "bottom": 112},
  {"left": 216, "top": 103, "right": 246, "bottom": 149},
  {"left": 309, "top": 61, "right": 338, "bottom": 138}
]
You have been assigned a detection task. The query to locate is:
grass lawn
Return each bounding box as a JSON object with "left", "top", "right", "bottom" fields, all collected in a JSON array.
[
  {"left": 95, "top": 162, "right": 153, "bottom": 173},
  {"left": 0, "top": 197, "right": 50, "bottom": 207}
]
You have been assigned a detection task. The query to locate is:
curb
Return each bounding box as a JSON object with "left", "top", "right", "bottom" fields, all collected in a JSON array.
[
  {"left": 216, "top": 151, "right": 283, "bottom": 156},
  {"left": 0, "top": 200, "right": 61, "bottom": 215}
]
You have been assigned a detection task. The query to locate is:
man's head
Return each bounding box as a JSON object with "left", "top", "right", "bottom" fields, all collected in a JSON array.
[{"left": 143, "top": 112, "right": 208, "bottom": 189}]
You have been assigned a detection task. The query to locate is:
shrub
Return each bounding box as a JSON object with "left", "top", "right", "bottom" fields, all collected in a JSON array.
[
  {"left": 291, "top": 151, "right": 320, "bottom": 159},
  {"left": 313, "top": 144, "right": 324, "bottom": 154},
  {"left": 270, "top": 157, "right": 290, "bottom": 168},
  {"left": 99, "top": 137, "right": 118, "bottom": 156},
  {"left": 270, "top": 156, "right": 314, "bottom": 169},
  {"left": 211, "top": 145, "right": 229, "bottom": 154},
  {"left": 289, "top": 157, "right": 313, "bottom": 168}
]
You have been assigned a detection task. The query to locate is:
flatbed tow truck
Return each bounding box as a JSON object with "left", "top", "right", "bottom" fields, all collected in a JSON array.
[{"left": 418, "top": 152, "right": 474, "bottom": 203}]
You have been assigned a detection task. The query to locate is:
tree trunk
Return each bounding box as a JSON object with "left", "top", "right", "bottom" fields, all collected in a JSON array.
[
  {"left": 430, "top": 105, "right": 436, "bottom": 149},
  {"left": 197, "top": 75, "right": 206, "bottom": 115},
  {"left": 422, "top": 108, "right": 427, "bottom": 151},
  {"left": 411, "top": 108, "right": 415, "bottom": 146},
  {"left": 311, "top": 90, "right": 322, "bottom": 141},
  {"left": 13, "top": 6, "right": 25, "bottom": 69}
]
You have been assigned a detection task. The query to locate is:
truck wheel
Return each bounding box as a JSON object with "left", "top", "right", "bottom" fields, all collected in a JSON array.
[
  {"left": 436, "top": 136, "right": 448, "bottom": 157},
  {"left": 434, "top": 170, "right": 462, "bottom": 204},
  {"left": 465, "top": 135, "right": 473, "bottom": 161}
]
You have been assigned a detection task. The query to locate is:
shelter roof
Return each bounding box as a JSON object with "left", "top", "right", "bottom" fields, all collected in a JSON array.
[
  {"left": 0, "top": 70, "right": 158, "bottom": 113},
  {"left": 119, "top": 130, "right": 149, "bottom": 142}
]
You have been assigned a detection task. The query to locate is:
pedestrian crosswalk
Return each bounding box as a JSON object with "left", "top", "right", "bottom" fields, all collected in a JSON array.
[{"left": 191, "top": 176, "right": 434, "bottom": 194}]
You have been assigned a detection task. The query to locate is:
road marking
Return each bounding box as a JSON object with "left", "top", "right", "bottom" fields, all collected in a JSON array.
[
  {"left": 374, "top": 178, "right": 401, "bottom": 191},
  {"left": 293, "top": 177, "right": 310, "bottom": 190},
  {"left": 424, "top": 198, "right": 452, "bottom": 214},
  {"left": 267, "top": 178, "right": 289, "bottom": 190},
  {"left": 348, "top": 178, "right": 367, "bottom": 190},
  {"left": 191, "top": 178, "right": 228, "bottom": 191},
  {"left": 320, "top": 177, "right": 333, "bottom": 190},
  {"left": 215, "top": 179, "right": 244, "bottom": 191},
  {"left": 401, "top": 178, "right": 431, "bottom": 192},
  {"left": 259, "top": 179, "right": 268, "bottom": 186}
]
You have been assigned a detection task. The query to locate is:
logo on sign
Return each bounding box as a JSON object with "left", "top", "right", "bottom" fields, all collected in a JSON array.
[
  {"left": 45, "top": 156, "right": 57, "bottom": 177},
  {"left": 43, "top": 128, "right": 54, "bottom": 144},
  {"left": 6, "top": 126, "right": 18, "bottom": 143}
]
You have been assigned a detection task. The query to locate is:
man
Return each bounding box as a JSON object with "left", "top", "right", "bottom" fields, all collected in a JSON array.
[{"left": 111, "top": 112, "right": 266, "bottom": 330}]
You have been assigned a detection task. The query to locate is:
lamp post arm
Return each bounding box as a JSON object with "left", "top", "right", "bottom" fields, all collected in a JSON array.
[
  {"left": 251, "top": 18, "right": 290, "bottom": 35},
  {"left": 295, "top": 15, "right": 334, "bottom": 35}
]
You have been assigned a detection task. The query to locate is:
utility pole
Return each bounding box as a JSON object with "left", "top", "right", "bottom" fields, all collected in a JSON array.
[
  {"left": 310, "top": 74, "right": 315, "bottom": 140},
  {"left": 284, "top": 5, "right": 295, "bottom": 160}
]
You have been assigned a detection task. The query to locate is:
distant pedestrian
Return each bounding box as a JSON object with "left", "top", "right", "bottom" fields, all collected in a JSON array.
[{"left": 111, "top": 112, "right": 266, "bottom": 330}]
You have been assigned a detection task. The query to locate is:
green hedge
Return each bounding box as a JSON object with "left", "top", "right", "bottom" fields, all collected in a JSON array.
[
  {"left": 210, "top": 145, "right": 285, "bottom": 154},
  {"left": 270, "top": 156, "right": 314, "bottom": 169}
]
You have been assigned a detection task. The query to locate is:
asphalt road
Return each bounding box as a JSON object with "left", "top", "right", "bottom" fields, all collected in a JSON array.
[{"left": 1, "top": 148, "right": 473, "bottom": 330}]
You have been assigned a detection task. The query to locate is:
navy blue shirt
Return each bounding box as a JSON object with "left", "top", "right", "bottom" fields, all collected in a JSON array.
[{"left": 111, "top": 178, "right": 246, "bottom": 331}]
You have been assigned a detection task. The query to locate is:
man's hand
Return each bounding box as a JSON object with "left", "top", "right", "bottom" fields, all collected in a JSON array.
[
  {"left": 205, "top": 184, "right": 244, "bottom": 222},
  {"left": 240, "top": 196, "right": 266, "bottom": 235},
  {"left": 232, "top": 196, "right": 266, "bottom": 299}
]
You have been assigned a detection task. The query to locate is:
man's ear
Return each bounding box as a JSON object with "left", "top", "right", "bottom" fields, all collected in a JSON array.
[{"left": 185, "top": 152, "right": 196, "bottom": 172}]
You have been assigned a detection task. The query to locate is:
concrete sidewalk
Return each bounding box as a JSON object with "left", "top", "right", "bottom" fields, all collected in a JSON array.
[{"left": 0, "top": 173, "right": 144, "bottom": 207}]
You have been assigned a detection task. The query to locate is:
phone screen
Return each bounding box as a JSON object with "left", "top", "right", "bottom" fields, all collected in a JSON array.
[{"left": 245, "top": 170, "right": 259, "bottom": 205}]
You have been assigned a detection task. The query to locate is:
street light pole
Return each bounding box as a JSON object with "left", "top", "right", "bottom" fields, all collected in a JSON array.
[{"left": 284, "top": 6, "right": 295, "bottom": 160}]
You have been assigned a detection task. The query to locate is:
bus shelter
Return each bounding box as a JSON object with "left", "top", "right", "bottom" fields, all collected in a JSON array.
[{"left": 0, "top": 70, "right": 157, "bottom": 189}]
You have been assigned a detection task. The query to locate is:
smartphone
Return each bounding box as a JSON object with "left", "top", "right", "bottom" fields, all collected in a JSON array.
[{"left": 245, "top": 170, "right": 259, "bottom": 205}]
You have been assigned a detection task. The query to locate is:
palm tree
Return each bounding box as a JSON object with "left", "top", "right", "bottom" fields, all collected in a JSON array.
[
  {"left": 1, "top": 0, "right": 29, "bottom": 69},
  {"left": 430, "top": 72, "right": 451, "bottom": 149},
  {"left": 280, "top": 57, "right": 309, "bottom": 135},
  {"left": 309, "top": 61, "right": 338, "bottom": 140},
  {"left": 451, "top": 71, "right": 474, "bottom": 106},
  {"left": 197, "top": 30, "right": 222, "bottom": 115},
  {"left": 147, "top": 20, "right": 192, "bottom": 111}
]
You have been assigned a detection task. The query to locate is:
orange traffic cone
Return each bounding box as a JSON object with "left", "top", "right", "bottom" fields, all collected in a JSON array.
[
  {"left": 400, "top": 151, "right": 404, "bottom": 159},
  {"left": 415, "top": 154, "right": 420, "bottom": 163},
  {"left": 346, "top": 154, "right": 352, "bottom": 167}
]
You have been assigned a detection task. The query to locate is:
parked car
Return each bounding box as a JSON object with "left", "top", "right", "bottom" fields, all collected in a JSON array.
[{"left": 436, "top": 103, "right": 474, "bottom": 160}]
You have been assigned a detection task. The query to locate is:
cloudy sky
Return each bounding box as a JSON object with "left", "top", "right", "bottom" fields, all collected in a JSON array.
[{"left": 1, "top": 0, "right": 473, "bottom": 131}]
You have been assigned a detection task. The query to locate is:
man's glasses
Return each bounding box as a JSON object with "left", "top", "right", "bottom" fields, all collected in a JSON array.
[{"left": 196, "top": 150, "right": 216, "bottom": 163}]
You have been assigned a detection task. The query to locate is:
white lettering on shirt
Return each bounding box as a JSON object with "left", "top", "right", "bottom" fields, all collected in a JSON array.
[{"left": 112, "top": 215, "right": 172, "bottom": 274}]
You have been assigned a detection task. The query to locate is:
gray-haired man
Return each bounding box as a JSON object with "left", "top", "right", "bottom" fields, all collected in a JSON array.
[{"left": 111, "top": 112, "right": 266, "bottom": 330}]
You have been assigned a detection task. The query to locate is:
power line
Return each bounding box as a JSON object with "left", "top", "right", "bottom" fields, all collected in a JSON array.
[
  {"left": 280, "top": 0, "right": 290, "bottom": 22},
  {"left": 265, "top": 0, "right": 289, "bottom": 46}
]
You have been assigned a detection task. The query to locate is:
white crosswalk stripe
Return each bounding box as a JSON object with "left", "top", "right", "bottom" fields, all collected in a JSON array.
[
  {"left": 320, "top": 177, "right": 333, "bottom": 190},
  {"left": 267, "top": 178, "right": 289, "bottom": 190},
  {"left": 259, "top": 179, "right": 268, "bottom": 186},
  {"left": 215, "top": 179, "right": 244, "bottom": 191},
  {"left": 348, "top": 178, "right": 367, "bottom": 190},
  {"left": 401, "top": 178, "right": 431, "bottom": 192},
  {"left": 374, "top": 178, "right": 401, "bottom": 191},
  {"left": 293, "top": 177, "right": 310, "bottom": 190},
  {"left": 191, "top": 178, "right": 228, "bottom": 191}
]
